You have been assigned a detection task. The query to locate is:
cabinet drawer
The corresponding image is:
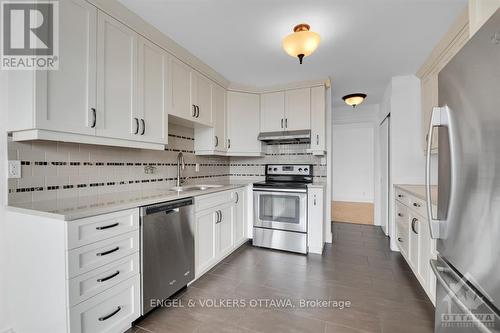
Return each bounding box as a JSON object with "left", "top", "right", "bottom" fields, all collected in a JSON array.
[
  {"left": 70, "top": 276, "right": 140, "bottom": 333},
  {"left": 68, "top": 231, "right": 139, "bottom": 278},
  {"left": 396, "top": 218, "right": 409, "bottom": 257},
  {"left": 196, "top": 190, "right": 233, "bottom": 212},
  {"left": 408, "top": 196, "right": 426, "bottom": 218},
  {"left": 395, "top": 188, "right": 409, "bottom": 206},
  {"left": 67, "top": 209, "right": 139, "bottom": 250},
  {"left": 395, "top": 201, "right": 408, "bottom": 224},
  {"left": 69, "top": 253, "right": 140, "bottom": 307}
]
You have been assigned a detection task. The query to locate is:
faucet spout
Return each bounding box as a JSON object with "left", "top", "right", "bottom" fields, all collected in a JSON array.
[{"left": 176, "top": 152, "right": 185, "bottom": 187}]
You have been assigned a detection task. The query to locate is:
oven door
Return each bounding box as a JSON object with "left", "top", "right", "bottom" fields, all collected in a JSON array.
[{"left": 253, "top": 189, "right": 307, "bottom": 233}]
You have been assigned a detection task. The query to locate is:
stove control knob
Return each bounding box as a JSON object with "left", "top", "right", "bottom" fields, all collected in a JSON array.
[
  {"left": 298, "top": 168, "right": 303, "bottom": 172},
  {"left": 268, "top": 167, "right": 272, "bottom": 171},
  {"left": 273, "top": 168, "right": 278, "bottom": 171},
  {"left": 304, "top": 168, "right": 308, "bottom": 173}
]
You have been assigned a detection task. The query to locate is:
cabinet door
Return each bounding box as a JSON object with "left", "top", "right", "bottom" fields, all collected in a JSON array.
[
  {"left": 260, "top": 92, "right": 285, "bottom": 132},
  {"left": 137, "top": 37, "right": 168, "bottom": 144},
  {"left": 421, "top": 73, "right": 438, "bottom": 153},
  {"left": 169, "top": 57, "right": 192, "bottom": 120},
  {"left": 418, "top": 214, "right": 433, "bottom": 290},
  {"left": 96, "top": 12, "right": 137, "bottom": 140},
  {"left": 284, "top": 88, "right": 311, "bottom": 131},
  {"left": 307, "top": 187, "right": 324, "bottom": 254},
  {"left": 409, "top": 215, "right": 420, "bottom": 271},
  {"left": 36, "top": 0, "right": 97, "bottom": 135},
  {"left": 233, "top": 190, "right": 246, "bottom": 245},
  {"left": 217, "top": 206, "right": 234, "bottom": 257},
  {"left": 195, "top": 210, "right": 217, "bottom": 276},
  {"left": 213, "top": 84, "right": 227, "bottom": 151},
  {"left": 227, "top": 91, "right": 262, "bottom": 154},
  {"left": 310, "top": 86, "right": 326, "bottom": 152},
  {"left": 191, "top": 71, "right": 213, "bottom": 126}
]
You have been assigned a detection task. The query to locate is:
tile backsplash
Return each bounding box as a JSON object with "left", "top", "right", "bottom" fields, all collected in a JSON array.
[{"left": 7, "top": 124, "right": 327, "bottom": 204}]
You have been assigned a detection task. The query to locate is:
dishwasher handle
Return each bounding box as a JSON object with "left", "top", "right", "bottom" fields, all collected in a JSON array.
[{"left": 141, "top": 197, "right": 193, "bottom": 216}]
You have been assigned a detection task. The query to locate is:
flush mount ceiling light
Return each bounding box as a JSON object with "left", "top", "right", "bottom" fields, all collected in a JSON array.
[
  {"left": 342, "top": 93, "right": 367, "bottom": 108},
  {"left": 282, "top": 23, "right": 321, "bottom": 64}
]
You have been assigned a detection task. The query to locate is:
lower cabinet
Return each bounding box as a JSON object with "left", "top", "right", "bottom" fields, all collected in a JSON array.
[
  {"left": 307, "top": 185, "right": 325, "bottom": 254},
  {"left": 394, "top": 186, "right": 437, "bottom": 304},
  {"left": 195, "top": 187, "right": 248, "bottom": 278}
]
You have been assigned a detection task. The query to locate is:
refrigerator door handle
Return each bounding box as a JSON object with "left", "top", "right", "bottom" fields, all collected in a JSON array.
[
  {"left": 431, "top": 259, "right": 496, "bottom": 333},
  {"left": 425, "top": 106, "right": 450, "bottom": 239}
]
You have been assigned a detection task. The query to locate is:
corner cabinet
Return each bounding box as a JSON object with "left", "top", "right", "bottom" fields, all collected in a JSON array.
[
  {"left": 7, "top": 0, "right": 167, "bottom": 150},
  {"left": 417, "top": 8, "right": 469, "bottom": 154},
  {"left": 394, "top": 186, "right": 437, "bottom": 305},
  {"left": 226, "top": 91, "right": 263, "bottom": 156}
]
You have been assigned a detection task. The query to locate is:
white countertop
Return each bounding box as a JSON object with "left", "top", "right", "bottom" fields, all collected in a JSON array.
[
  {"left": 7, "top": 183, "right": 249, "bottom": 221},
  {"left": 395, "top": 184, "right": 438, "bottom": 206}
]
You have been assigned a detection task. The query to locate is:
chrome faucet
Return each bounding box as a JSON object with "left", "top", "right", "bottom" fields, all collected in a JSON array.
[{"left": 176, "top": 152, "right": 185, "bottom": 187}]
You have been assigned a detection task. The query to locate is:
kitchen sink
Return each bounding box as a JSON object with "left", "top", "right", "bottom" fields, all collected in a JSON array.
[{"left": 170, "top": 184, "right": 224, "bottom": 192}]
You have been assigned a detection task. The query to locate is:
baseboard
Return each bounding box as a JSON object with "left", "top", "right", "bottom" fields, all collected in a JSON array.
[{"left": 331, "top": 201, "right": 374, "bottom": 225}]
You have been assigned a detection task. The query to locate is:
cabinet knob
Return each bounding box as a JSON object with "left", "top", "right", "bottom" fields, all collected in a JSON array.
[
  {"left": 413, "top": 202, "right": 421, "bottom": 208},
  {"left": 397, "top": 213, "right": 403, "bottom": 217},
  {"left": 398, "top": 237, "right": 403, "bottom": 243}
]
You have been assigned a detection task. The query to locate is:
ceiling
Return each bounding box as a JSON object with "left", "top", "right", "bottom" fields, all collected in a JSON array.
[{"left": 118, "top": 0, "right": 467, "bottom": 106}]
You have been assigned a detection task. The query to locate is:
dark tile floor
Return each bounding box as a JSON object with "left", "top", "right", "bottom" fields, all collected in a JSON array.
[{"left": 129, "top": 222, "right": 434, "bottom": 333}]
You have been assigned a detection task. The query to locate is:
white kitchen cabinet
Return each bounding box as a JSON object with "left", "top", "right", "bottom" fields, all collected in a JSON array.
[
  {"left": 284, "top": 88, "right": 311, "bottom": 131},
  {"left": 233, "top": 189, "right": 247, "bottom": 246},
  {"left": 195, "top": 209, "right": 218, "bottom": 275},
  {"left": 7, "top": 0, "right": 97, "bottom": 135},
  {"left": 308, "top": 86, "right": 326, "bottom": 155},
  {"left": 307, "top": 186, "right": 325, "bottom": 254},
  {"left": 260, "top": 91, "right": 285, "bottom": 132},
  {"left": 136, "top": 37, "right": 169, "bottom": 144},
  {"left": 96, "top": 12, "right": 138, "bottom": 141},
  {"left": 227, "top": 91, "right": 263, "bottom": 156},
  {"left": 217, "top": 206, "right": 234, "bottom": 258},
  {"left": 169, "top": 56, "right": 192, "bottom": 120},
  {"left": 191, "top": 71, "right": 213, "bottom": 126},
  {"left": 394, "top": 186, "right": 437, "bottom": 304},
  {"left": 194, "top": 83, "right": 226, "bottom": 155}
]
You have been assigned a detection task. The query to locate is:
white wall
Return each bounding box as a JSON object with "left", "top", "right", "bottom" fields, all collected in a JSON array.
[
  {"left": 332, "top": 103, "right": 380, "bottom": 224},
  {"left": 0, "top": 71, "right": 11, "bottom": 331}
]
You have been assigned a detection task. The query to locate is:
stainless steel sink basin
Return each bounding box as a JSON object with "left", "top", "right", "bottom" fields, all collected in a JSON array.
[{"left": 170, "top": 184, "right": 224, "bottom": 192}]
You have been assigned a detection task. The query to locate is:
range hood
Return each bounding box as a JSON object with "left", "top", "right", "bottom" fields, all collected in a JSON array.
[{"left": 257, "top": 130, "right": 311, "bottom": 144}]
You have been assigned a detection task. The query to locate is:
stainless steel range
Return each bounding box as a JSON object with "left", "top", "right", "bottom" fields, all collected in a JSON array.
[{"left": 253, "top": 164, "right": 312, "bottom": 254}]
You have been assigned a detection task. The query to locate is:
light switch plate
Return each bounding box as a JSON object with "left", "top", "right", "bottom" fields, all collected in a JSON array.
[{"left": 8, "top": 160, "right": 21, "bottom": 179}]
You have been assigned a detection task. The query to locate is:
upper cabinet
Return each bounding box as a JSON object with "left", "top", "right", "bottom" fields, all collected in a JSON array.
[
  {"left": 309, "top": 86, "right": 326, "bottom": 155},
  {"left": 227, "top": 91, "right": 263, "bottom": 156},
  {"left": 469, "top": 0, "right": 500, "bottom": 36},
  {"left": 284, "top": 88, "right": 311, "bottom": 131},
  {"left": 260, "top": 92, "right": 285, "bottom": 132},
  {"left": 417, "top": 8, "right": 469, "bottom": 154},
  {"left": 260, "top": 88, "right": 311, "bottom": 132},
  {"left": 169, "top": 57, "right": 213, "bottom": 126}
]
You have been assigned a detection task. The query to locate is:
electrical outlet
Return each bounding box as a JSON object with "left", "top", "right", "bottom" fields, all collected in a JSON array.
[
  {"left": 195, "top": 163, "right": 200, "bottom": 172},
  {"left": 8, "top": 160, "right": 21, "bottom": 179}
]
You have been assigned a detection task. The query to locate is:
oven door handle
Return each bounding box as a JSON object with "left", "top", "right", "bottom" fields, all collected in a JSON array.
[{"left": 253, "top": 188, "right": 307, "bottom": 194}]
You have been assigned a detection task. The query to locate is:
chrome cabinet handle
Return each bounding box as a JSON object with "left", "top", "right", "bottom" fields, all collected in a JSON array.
[
  {"left": 227, "top": 139, "right": 231, "bottom": 149},
  {"left": 91, "top": 108, "right": 97, "bottom": 128},
  {"left": 97, "top": 270, "right": 120, "bottom": 283},
  {"left": 235, "top": 192, "right": 239, "bottom": 203},
  {"left": 184, "top": 270, "right": 190, "bottom": 276},
  {"left": 196, "top": 105, "right": 200, "bottom": 118},
  {"left": 397, "top": 237, "right": 403, "bottom": 242},
  {"left": 169, "top": 279, "right": 177, "bottom": 285},
  {"left": 141, "top": 119, "right": 145, "bottom": 135},
  {"left": 215, "top": 135, "right": 219, "bottom": 147},
  {"left": 285, "top": 118, "right": 288, "bottom": 128},
  {"left": 192, "top": 105, "right": 196, "bottom": 117},
  {"left": 96, "top": 246, "right": 119, "bottom": 257},
  {"left": 219, "top": 210, "right": 223, "bottom": 222},
  {"left": 316, "top": 134, "right": 319, "bottom": 145},
  {"left": 98, "top": 306, "right": 121, "bottom": 321},
  {"left": 281, "top": 118, "right": 283, "bottom": 128},
  {"left": 411, "top": 218, "right": 419, "bottom": 234},
  {"left": 96, "top": 222, "right": 119, "bottom": 230},
  {"left": 133, "top": 118, "right": 139, "bottom": 134}
]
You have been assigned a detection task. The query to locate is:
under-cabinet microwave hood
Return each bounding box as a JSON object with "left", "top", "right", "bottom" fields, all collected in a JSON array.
[{"left": 258, "top": 130, "right": 311, "bottom": 144}]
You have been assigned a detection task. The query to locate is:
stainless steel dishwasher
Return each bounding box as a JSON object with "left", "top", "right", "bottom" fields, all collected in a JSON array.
[{"left": 140, "top": 197, "right": 194, "bottom": 315}]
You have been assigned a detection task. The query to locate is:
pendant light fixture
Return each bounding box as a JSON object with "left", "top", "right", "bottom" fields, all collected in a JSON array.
[
  {"left": 282, "top": 24, "right": 321, "bottom": 64},
  {"left": 342, "top": 93, "right": 367, "bottom": 108}
]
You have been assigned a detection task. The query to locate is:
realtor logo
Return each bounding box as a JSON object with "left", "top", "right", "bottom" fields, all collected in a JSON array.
[{"left": 1, "top": 1, "right": 59, "bottom": 70}]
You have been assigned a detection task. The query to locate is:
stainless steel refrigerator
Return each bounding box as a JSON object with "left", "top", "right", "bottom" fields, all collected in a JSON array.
[{"left": 425, "top": 9, "right": 500, "bottom": 333}]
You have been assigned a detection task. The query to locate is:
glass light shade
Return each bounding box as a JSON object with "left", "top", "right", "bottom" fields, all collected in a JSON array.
[
  {"left": 342, "top": 94, "right": 367, "bottom": 107},
  {"left": 282, "top": 30, "right": 321, "bottom": 58}
]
